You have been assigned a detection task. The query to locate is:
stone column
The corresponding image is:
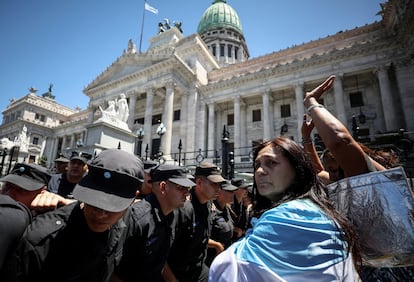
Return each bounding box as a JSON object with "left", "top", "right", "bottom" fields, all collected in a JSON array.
[
  {"left": 333, "top": 74, "right": 347, "bottom": 124},
  {"left": 186, "top": 85, "right": 198, "bottom": 158},
  {"left": 61, "top": 136, "right": 67, "bottom": 152},
  {"left": 377, "top": 65, "right": 398, "bottom": 130},
  {"left": 162, "top": 81, "right": 175, "bottom": 158},
  {"left": 295, "top": 83, "right": 305, "bottom": 138},
  {"left": 127, "top": 92, "right": 137, "bottom": 130},
  {"left": 40, "top": 137, "right": 47, "bottom": 162},
  {"left": 143, "top": 88, "right": 154, "bottom": 154},
  {"left": 233, "top": 96, "right": 241, "bottom": 156},
  {"left": 207, "top": 102, "right": 215, "bottom": 157},
  {"left": 50, "top": 137, "right": 58, "bottom": 162},
  {"left": 262, "top": 89, "right": 272, "bottom": 141},
  {"left": 179, "top": 93, "right": 188, "bottom": 145},
  {"left": 197, "top": 99, "right": 207, "bottom": 154},
  {"left": 240, "top": 102, "right": 248, "bottom": 155},
  {"left": 70, "top": 134, "right": 75, "bottom": 149}
]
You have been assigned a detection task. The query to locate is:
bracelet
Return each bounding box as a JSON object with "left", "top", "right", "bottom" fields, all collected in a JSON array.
[{"left": 306, "top": 103, "right": 324, "bottom": 115}]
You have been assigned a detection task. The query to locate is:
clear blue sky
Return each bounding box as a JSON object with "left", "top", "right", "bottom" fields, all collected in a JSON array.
[{"left": 0, "top": 0, "right": 384, "bottom": 113}]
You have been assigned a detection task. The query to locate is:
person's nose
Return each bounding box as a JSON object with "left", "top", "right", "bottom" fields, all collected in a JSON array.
[{"left": 256, "top": 165, "right": 266, "bottom": 175}]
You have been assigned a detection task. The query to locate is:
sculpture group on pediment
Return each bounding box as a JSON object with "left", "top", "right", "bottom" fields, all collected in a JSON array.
[{"left": 158, "top": 18, "right": 183, "bottom": 34}]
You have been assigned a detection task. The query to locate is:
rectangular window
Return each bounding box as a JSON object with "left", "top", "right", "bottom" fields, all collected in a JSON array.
[
  {"left": 349, "top": 91, "right": 364, "bottom": 107},
  {"left": 173, "top": 110, "right": 181, "bottom": 121},
  {"left": 152, "top": 114, "right": 162, "bottom": 125},
  {"left": 227, "top": 45, "right": 232, "bottom": 58},
  {"left": 234, "top": 47, "right": 239, "bottom": 60},
  {"left": 134, "top": 117, "right": 144, "bottom": 125},
  {"left": 220, "top": 44, "right": 225, "bottom": 57},
  {"left": 227, "top": 114, "right": 234, "bottom": 126},
  {"left": 281, "top": 104, "right": 291, "bottom": 118},
  {"left": 252, "top": 109, "right": 261, "bottom": 122},
  {"left": 32, "top": 137, "right": 39, "bottom": 145},
  {"left": 34, "top": 113, "right": 45, "bottom": 122},
  {"left": 212, "top": 45, "right": 216, "bottom": 56}
]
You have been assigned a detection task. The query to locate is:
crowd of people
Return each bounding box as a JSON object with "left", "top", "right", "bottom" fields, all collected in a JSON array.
[{"left": 0, "top": 75, "right": 412, "bottom": 281}]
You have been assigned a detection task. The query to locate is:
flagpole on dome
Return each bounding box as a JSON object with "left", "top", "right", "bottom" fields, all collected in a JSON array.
[
  {"left": 138, "top": 0, "right": 146, "bottom": 53},
  {"left": 139, "top": 0, "right": 159, "bottom": 54}
]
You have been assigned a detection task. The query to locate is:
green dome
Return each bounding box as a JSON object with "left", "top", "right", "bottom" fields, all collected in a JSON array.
[{"left": 197, "top": 0, "right": 243, "bottom": 35}]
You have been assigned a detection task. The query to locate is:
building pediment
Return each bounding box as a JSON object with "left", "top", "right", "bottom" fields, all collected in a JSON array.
[{"left": 83, "top": 52, "right": 168, "bottom": 93}]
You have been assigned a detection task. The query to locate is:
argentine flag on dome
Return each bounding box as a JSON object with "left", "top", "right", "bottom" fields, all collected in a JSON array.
[{"left": 145, "top": 2, "right": 158, "bottom": 14}]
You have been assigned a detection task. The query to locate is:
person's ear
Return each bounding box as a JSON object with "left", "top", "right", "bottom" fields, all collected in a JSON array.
[{"left": 160, "top": 181, "right": 167, "bottom": 194}]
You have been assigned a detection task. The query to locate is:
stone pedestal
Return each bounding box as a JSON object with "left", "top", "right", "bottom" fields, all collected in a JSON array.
[{"left": 84, "top": 121, "right": 136, "bottom": 156}]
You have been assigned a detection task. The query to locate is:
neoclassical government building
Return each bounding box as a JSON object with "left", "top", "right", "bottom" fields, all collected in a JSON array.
[{"left": 1, "top": 0, "right": 413, "bottom": 173}]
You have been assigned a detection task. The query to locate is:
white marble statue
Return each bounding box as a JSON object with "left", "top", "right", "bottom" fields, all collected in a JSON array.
[
  {"left": 96, "top": 94, "right": 130, "bottom": 132},
  {"left": 0, "top": 138, "right": 15, "bottom": 150},
  {"left": 14, "top": 125, "right": 29, "bottom": 152},
  {"left": 99, "top": 100, "right": 117, "bottom": 121},
  {"left": 116, "top": 93, "right": 129, "bottom": 123}
]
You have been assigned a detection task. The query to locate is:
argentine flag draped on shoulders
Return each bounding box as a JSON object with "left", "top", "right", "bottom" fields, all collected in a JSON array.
[{"left": 209, "top": 199, "right": 360, "bottom": 282}]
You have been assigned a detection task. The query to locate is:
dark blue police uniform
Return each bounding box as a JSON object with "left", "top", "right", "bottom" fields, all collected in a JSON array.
[
  {"left": 0, "top": 195, "right": 31, "bottom": 272},
  {"left": 114, "top": 193, "right": 176, "bottom": 282},
  {"left": 1, "top": 202, "right": 131, "bottom": 282},
  {"left": 168, "top": 188, "right": 212, "bottom": 282}
]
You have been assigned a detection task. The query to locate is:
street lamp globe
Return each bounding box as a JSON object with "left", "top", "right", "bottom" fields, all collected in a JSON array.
[
  {"left": 137, "top": 127, "right": 145, "bottom": 140},
  {"left": 156, "top": 123, "right": 166, "bottom": 137}
]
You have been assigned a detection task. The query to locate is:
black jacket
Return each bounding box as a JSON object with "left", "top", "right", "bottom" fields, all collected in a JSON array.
[
  {"left": 0, "top": 195, "right": 31, "bottom": 271},
  {"left": 1, "top": 202, "right": 131, "bottom": 282}
]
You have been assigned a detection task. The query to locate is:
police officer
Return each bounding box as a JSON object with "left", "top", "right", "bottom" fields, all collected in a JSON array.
[
  {"left": 165, "top": 161, "right": 226, "bottom": 282},
  {"left": 230, "top": 178, "right": 251, "bottom": 241},
  {"left": 113, "top": 164, "right": 194, "bottom": 282},
  {"left": 205, "top": 180, "right": 238, "bottom": 266},
  {"left": 137, "top": 159, "right": 158, "bottom": 199},
  {"left": 1, "top": 149, "right": 144, "bottom": 282},
  {"left": 0, "top": 163, "right": 67, "bottom": 273},
  {"left": 53, "top": 155, "right": 69, "bottom": 174},
  {"left": 47, "top": 153, "right": 88, "bottom": 198},
  {"left": 1, "top": 163, "right": 52, "bottom": 208},
  {"left": 0, "top": 194, "right": 31, "bottom": 271}
]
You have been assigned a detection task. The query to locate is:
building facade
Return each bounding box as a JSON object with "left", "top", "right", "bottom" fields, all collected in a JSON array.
[{"left": 1, "top": 0, "right": 413, "bottom": 174}]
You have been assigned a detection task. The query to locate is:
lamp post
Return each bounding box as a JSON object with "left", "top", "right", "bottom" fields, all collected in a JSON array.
[
  {"left": 280, "top": 121, "right": 289, "bottom": 136},
  {"left": 228, "top": 151, "right": 234, "bottom": 179},
  {"left": 221, "top": 125, "right": 230, "bottom": 179},
  {"left": 136, "top": 127, "right": 144, "bottom": 156},
  {"left": 178, "top": 139, "right": 183, "bottom": 166},
  {"left": 145, "top": 144, "right": 149, "bottom": 160},
  {"left": 156, "top": 123, "right": 166, "bottom": 159},
  {"left": 0, "top": 148, "right": 8, "bottom": 176},
  {"left": 351, "top": 115, "right": 359, "bottom": 140}
]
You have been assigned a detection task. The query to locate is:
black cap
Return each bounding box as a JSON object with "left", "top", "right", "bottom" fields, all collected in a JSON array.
[
  {"left": 195, "top": 161, "right": 226, "bottom": 183},
  {"left": 55, "top": 156, "right": 69, "bottom": 163},
  {"left": 70, "top": 155, "right": 87, "bottom": 164},
  {"left": 143, "top": 159, "right": 159, "bottom": 173},
  {"left": 231, "top": 178, "right": 249, "bottom": 189},
  {"left": 0, "top": 163, "right": 51, "bottom": 191},
  {"left": 150, "top": 164, "right": 195, "bottom": 188},
  {"left": 73, "top": 149, "right": 144, "bottom": 212},
  {"left": 221, "top": 180, "right": 238, "bottom": 192}
]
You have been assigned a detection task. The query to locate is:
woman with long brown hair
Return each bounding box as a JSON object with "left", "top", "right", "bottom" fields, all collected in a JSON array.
[{"left": 209, "top": 137, "right": 360, "bottom": 281}]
